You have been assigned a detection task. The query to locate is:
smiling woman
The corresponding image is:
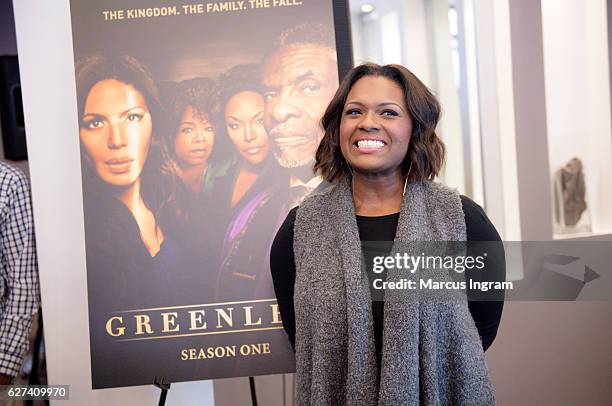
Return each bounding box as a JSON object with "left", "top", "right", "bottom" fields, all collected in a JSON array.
[{"left": 270, "top": 63, "right": 504, "bottom": 405}]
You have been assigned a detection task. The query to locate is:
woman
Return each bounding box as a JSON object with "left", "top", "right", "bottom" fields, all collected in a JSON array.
[
  {"left": 270, "top": 64, "right": 505, "bottom": 404},
  {"left": 77, "top": 54, "right": 209, "bottom": 309},
  {"left": 223, "top": 64, "right": 271, "bottom": 206},
  {"left": 163, "top": 78, "right": 218, "bottom": 196},
  {"left": 204, "top": 64, "right": 289, "bottom": 300}
]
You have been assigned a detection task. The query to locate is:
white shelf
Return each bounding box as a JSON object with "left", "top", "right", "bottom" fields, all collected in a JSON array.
[{"left": 554, "top": 230, "right": 612, "bottom": 241}]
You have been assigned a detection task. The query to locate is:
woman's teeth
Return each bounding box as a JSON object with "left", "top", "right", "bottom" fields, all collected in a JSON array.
[{"left": 357, "top": 139, "right": 385, "bottom": 148}]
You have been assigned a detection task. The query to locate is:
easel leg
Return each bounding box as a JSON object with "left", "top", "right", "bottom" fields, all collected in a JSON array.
[
  {"left": 158, "top": 387, "right": 169, "bottom": 406},
  {"left": 154, "top": 376, "right": 171, "bottom": 406},
  {"left": 249, "top": 376, "right": 258, "bottom": 406}
]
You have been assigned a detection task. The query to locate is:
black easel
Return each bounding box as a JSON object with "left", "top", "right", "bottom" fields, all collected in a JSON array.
[
  {"left": 154, "top": 375, "right": 256, "bottom": 405},
  {"left": 154, "top": 376, "right": 171, "bottom": 406},
  {"left": 249, "top": 376, "right": 258, "bottom": 406}
]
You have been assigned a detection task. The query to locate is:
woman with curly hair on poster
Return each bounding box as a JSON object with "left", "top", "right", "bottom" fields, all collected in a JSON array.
[{"left": 162, "top": 78, "right": 218, "bottom": 196}]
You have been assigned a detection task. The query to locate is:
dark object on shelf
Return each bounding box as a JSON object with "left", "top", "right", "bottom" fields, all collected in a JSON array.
[
  {"left": 560, "top": 157, "right": 587, "bottom": 226},
  {"left": 0, "top": 55, "right": 27, "bottom": 161}
]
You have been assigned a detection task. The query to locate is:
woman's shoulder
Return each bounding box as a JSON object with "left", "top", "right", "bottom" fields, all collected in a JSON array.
[
  {"left": 459, "top": 195, "right": 502, "bottom": 241},
  {"left": 270, "top": 206, "right": 298, "bottom": 271},
  {"left": 296, "top": 179, "right": 338, "bottom": 213},
  {"left": 277, "top": 206, "right": 298, "bottom": 239},
  {"left": 420, "top": 180, "right": 463, "bottom": 203}
]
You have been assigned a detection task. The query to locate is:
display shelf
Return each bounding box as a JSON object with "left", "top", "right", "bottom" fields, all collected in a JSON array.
[
  {"left": 553, "top": 230, "right": 612, "bottom": 241},
  {"left": 541, "top": 0, "right": 612, "bottom": 240}
]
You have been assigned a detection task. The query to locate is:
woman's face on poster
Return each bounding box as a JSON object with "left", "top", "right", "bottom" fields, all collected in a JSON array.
[
  {"left": 174, "top": 106, "right": 215, "bottom": 167},
  {"left": 225, "top": 91, "right": 269, "bottom": 165},
  {"left": 80, "top": 79, "right": 152, "bottom": 187}
]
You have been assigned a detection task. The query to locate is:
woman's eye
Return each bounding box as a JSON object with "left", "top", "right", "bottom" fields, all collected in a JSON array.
[
  {"left": 205, "top": 126, "right": 214, "bottom": 132},
  {"left": 345, "top": 109, "right": 361, "bottom": 116},
  {"left": 229, "top": 123, "right": 240, "bottom": 130},
  {"left": 181, "top": 127, "right": 193, "bottom": 134},
  {"left": 381, "top": 110, "right": 399, "bottom": 117},
  {"left": 85, "top": 118, "right": 104, "bottom": 129},
  {"left": 126, "top": 113, "right": 143, "bottom": 122}
]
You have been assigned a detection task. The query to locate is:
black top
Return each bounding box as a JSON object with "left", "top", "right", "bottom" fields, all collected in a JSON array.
[{"left": 270, "top": 195, "right": 505, "bottom": 364}]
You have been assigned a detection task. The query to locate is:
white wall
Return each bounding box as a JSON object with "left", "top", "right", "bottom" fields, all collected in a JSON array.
[
  {"left": 541, "top": 0, "right": 612, "bottom": 234},
  {"left": 11, "top": 0, "right": 215, "bottom": 404}
]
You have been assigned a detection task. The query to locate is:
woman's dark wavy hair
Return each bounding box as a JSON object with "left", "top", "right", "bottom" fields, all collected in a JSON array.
[
  {"left": 75, "top": 53, "right": 169, "bottom": 215},
  {"left": 218, "top": 63, "right": 263, "bottom": 108},
  {"left": 314, "top": 63, "right": 445, "bottom": 183}
]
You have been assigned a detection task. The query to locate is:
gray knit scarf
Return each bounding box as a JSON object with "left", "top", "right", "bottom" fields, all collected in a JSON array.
[{"left": 293, "top": 178, "right": 495, "bottom": 405}]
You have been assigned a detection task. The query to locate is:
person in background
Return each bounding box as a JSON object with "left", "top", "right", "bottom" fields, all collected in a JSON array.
[{"left": 0, "top": 161, "right": 39, "bottom": 385}]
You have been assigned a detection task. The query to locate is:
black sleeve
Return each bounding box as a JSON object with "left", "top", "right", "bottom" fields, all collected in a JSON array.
[
  {"left": 270, "top": 207, "right": 299, "bottom": 352},
  {"left": 461, "top": 195, "right": 505, "bottom": 352}
]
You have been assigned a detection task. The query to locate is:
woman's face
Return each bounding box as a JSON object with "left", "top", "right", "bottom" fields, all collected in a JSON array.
[
  {"left": 225, "top": 91, "right": 269, "bottom": 165},
  {"left": 339, "top": 76, "right": 413, "bottom": 176},
  {"left": 80, "top": 79, "right": 152, "bottom": 187},
  {"left": 174, "top": 106, "right": 215, "bottom": 167}
]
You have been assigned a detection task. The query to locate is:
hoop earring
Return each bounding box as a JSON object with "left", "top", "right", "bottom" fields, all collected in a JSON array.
[
  {"left": 403, "top": 160, "right": 413, "bottom": 197},
  {"left": 346, "top": 161, "right": 354, "bottom": 176}
]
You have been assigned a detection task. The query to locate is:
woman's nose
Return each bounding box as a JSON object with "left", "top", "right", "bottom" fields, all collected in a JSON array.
[
  {"left": 244, "top": 125, "right": 256, "bottom": 142},
  {"left": 107, "top": 123, "right": 127, "bottom": 148},
  {"left": 194, "top": 130, "right": 206, "bottom": 142},
  {"left": 358, "top": 111, "right": 381, "bottom": 132}
]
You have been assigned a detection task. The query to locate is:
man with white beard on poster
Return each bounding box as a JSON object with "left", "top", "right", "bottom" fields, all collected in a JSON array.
[{"left": 261, "top": 23, "right": 339, "bottom": 205}]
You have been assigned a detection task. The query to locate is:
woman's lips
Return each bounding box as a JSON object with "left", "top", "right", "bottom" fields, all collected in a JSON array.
[
  {"left": 105, "top": 157, "right": 134, "bottom": 173},
  {"left": 243, "top": 146, "right": 266, "bottom": 155},
  {"left": 190, "top": 148, "right": 208, "bottom": 156}
]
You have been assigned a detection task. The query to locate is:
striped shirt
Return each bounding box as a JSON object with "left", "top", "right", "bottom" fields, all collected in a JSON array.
[{"left": 0, "top": 162, "right": 39, "bottom": 376}]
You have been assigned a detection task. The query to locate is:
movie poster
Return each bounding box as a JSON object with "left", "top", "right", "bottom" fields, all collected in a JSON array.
[{"left": 69, "top": 0, "right": 343, "bottom": 388}]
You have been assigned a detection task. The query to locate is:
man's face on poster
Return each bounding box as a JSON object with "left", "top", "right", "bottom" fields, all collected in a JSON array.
[{"left": 262, "top": 43, "right": 338, "bottom": 169}]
